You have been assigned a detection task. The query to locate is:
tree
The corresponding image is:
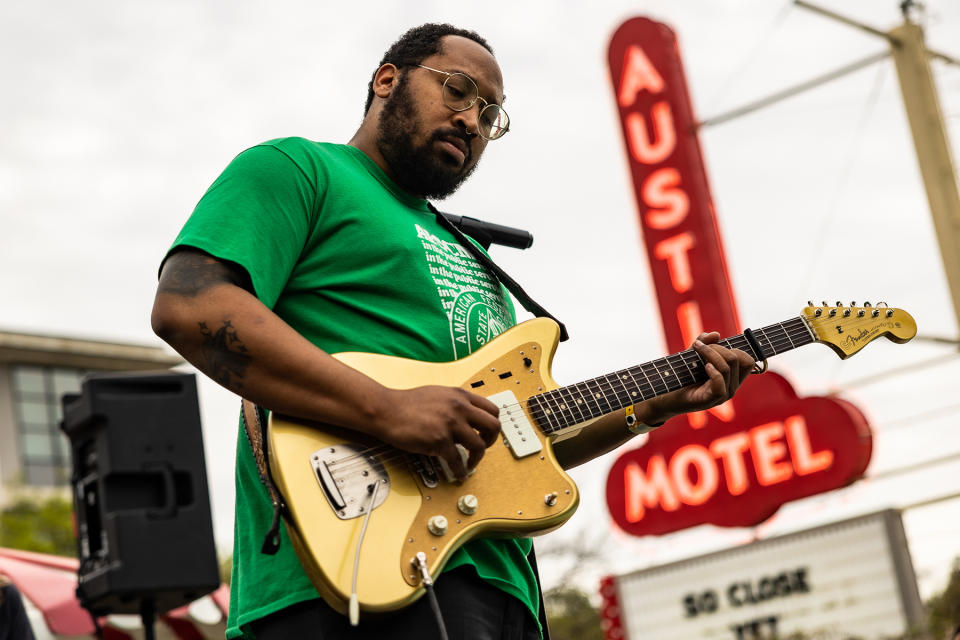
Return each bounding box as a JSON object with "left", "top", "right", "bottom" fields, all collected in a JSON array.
[
  {"left": 538, "top": 532, "right": 606, "bottom": 640},
  {"left": 545, "top": 585, "right": 604, "bottom": 640},
  {"left": 219, "top": 553, "right": 232, "bottom": 586},
  {"left": 0, "top": 495, "right": 76, "bottom": 557},
  {"left": 926, "top": 558, "right": 960, "bottom": 640}
]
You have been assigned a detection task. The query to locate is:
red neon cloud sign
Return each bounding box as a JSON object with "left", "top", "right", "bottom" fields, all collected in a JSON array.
[{"left": 604, "top": 17, "right": 873, "bottom": 534}]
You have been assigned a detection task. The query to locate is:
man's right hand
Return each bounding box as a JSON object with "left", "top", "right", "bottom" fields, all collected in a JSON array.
[{"left": 373, "top": 386, "right": 502, "bottom": 480}]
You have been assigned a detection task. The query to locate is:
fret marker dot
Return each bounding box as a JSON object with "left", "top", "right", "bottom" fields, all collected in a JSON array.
[
  {"left": 560, "top": 404, "right": 567, "bottom": 409},
  {"left": 632, "top": 392, "right": 637, "bottom": 397},
  {"left": 545, "top": 409, "right": 552, "bottom": 414},
  {"left": 576, "top": 399, "right": 583, "bottom": 404},
  {"left": 595, "top": 393, "right": 601, "bottom": 399}
]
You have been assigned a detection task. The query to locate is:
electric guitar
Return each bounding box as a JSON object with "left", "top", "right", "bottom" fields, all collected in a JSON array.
[{"left": 267, "top": 303, "right": 916, "bottom": 618}]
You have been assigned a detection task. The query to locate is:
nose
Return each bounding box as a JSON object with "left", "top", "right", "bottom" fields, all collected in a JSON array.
[{"left": 451, "top": 103, "right": 482, "bottom": 139}]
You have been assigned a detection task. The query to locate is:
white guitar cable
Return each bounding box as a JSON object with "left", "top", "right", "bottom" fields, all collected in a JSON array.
[{"left": 349, "top": 480, "right": 381, "bottom": 626}]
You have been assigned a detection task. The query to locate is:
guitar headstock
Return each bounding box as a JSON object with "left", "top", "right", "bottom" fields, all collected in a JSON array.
[{"left": 802, "top": 301, "right": 917, "bottom": 359}]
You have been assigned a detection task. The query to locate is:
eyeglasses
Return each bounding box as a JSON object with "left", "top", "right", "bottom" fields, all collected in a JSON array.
[{"left": 416, "top": 64, "right": 510, "bottom": 140}]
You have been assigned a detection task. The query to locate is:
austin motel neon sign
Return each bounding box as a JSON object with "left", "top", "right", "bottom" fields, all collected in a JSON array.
[{"left": 604, "top": 18, "right": 873, "bottom": 535}]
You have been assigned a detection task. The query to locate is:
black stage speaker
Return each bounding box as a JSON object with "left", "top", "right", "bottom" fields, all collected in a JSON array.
[{"left": 61, "top": 371, "right": 219, "bottom": 616}]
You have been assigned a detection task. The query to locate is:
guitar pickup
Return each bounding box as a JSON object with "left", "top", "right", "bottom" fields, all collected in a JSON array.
[{"left": 487, "top": 390, "right": 542, "bottom": 459}]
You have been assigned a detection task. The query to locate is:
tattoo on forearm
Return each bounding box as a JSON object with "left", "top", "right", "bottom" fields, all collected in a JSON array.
[
  {"left": 158, "top": 251, "right": 252, "bottom": 297},
  {"left": 199, "top": 320, "right": 252, "bottom": 390}
]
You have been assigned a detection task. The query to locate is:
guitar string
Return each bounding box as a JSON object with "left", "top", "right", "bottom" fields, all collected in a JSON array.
[
  {"left": 323, "top": 322, "right": 816, "bottom": 474},
  {"left": 326, "top": 343, "right": 763, "bottom": 476},
  {"left": 324, "top": 402, "right": 534, "bottom": 473},
  {"left": 324, "top": 315, "right": 873, "bottom": 477},
  {"left": 321, "top": 313, "right": 897, "bottom": 481}
]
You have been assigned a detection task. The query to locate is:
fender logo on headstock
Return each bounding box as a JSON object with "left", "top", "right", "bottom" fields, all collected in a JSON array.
[{"left": 841, "top": 321, "right": 897, "bottom": 348}]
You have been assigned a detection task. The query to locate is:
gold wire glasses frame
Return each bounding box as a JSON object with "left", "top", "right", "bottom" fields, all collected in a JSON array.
[{"left": 415, "top": 64, "right": 510, "bottom": 140}]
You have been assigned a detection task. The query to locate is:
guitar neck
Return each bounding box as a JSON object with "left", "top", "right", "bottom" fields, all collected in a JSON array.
[{"left": 527, "top": 316, "right": 816, "bottom": 434}]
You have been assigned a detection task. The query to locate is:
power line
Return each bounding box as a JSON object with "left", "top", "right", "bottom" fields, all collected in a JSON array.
[
  {"left": 900, "top": 490, "right": 960, "bottom": 511},
  {"left": 865, "top": 450, "right": 960, "bottom": 482},
  {"left": 827, "top": 351, "right": 960, "bottom": 394},
  {"left": 704, "top": 1, "right": 795, "bottom": 111},
  {"left": 698, "top": 51, "right": 890, "bottom": 128},
  {"left": 799, "top": 59, "right": 889, "bottom": 296},
  {"left": 873, "top": 399, "right": 960, "bottom": 432}
]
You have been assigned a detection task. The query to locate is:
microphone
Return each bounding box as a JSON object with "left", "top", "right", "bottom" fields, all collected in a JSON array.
[{"left": 439, "top": 212, "right": 534, "bottom": 250}]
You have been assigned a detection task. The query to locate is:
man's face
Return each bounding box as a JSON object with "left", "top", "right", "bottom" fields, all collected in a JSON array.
[{"left": 375, "top": 36, "right": 504, "bottom": 200}]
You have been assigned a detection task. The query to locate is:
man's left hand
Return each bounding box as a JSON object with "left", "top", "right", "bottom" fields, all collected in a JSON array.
[{"left": 649, "top": 332, "right": 756, "bottom": 423}]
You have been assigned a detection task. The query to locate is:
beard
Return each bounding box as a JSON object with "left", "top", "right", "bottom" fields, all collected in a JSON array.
[{"left": 376, "top": 78, "right": 479, "bottom": 200}]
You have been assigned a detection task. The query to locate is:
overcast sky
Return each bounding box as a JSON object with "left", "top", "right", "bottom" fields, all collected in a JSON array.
[{"left": 3, "top": 0, "right": 959, "bottom": 600}]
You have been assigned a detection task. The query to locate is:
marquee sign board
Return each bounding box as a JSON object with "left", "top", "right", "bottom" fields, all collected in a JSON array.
[
  {"left": 605, "top": 17, "right": 874, "bottom": 534},
  {"left": 599, "top": 510, "right": 924, "bottom": 640}
]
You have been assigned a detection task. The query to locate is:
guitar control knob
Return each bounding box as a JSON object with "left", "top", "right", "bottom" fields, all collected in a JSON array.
[
  {"left": 427, "top": 515, "right": 448, "bottom": 536},
  {"left": 544, "top": 492, "right": 559, "bottom": 507},
  {"left": 457, "top": 495, "right": 478, "bottom": 515}
]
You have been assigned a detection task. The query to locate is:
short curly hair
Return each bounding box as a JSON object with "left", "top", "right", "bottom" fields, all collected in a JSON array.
[{"left": 363, "top": 23, "right": 494, "bottom": 115}]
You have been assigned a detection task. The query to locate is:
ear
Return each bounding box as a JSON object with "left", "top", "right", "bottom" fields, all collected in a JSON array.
[{"left": 372, "top": 63, "right": 400, "bottom": 99}]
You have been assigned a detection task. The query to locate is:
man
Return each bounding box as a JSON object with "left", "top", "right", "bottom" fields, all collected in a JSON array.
[
  {"left": 151, "top": 23, "right": 755, "bottom": 640},
  {"left": 0, "top": 574, "right": 37, "bottom": 640}
]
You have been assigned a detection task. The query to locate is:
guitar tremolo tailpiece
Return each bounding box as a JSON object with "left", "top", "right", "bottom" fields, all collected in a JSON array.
[{"left": 311, "top": 446, "right": 390, "bottom": 520}]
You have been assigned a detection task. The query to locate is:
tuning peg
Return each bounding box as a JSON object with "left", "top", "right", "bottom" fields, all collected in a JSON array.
[
  {"left": 822, "top": 300, "right": 829, "bottom": 306},
  {"left": 843, "top": 309, "right": 851, "bottom": 317},
  {"left": 858, "top": 310, "right": 865, "bottom": 317},
  {"left": 807, "top": 300, "right": 813, "bottom": 307},
  {"left": 872, "top": 309, "right": 880, "bottom": 317},
  {"left": 851, "top": 301, "right": 857, "bottom": 307},
  {"left": 886, "top": 309, "right": 894, "bottom": 317},
  {"left": 836, "top": 301, "right": 843, "bottom": 307},
  {"left": 864, "top": 301, "right": 872, "bottom": 307}
]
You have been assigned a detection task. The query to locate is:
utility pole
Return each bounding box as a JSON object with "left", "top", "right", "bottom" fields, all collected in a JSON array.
[
  {"left": 888, "top": 20, "right": 960, "bottom": 333},
  {"left": 699, "top": 2, "right": 960, "bottom": 336},
  {"left": 794, "top": 0, "right": 960, "bottom": 336}
]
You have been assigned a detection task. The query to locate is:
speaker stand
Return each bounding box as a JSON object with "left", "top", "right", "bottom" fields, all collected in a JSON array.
[{"left": 140, "top": 597, "right": 156, "bottom": 640}]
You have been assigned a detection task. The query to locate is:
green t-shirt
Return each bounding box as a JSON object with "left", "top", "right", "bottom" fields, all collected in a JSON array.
[{"left": 168, "top": 138, "right": 539, "bottom": 638}]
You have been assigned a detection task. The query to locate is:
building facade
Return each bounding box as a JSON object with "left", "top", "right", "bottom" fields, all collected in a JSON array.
[{"left": 0, "top": 330, "right": 182, "bottom": 506}]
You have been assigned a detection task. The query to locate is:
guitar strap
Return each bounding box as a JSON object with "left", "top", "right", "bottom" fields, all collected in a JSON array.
[
  {"left": 428, "top": 203, "right": 569, "bottom": 342},
  {"left": 241, "top": 398, "right": 286, "bottom": 555}
]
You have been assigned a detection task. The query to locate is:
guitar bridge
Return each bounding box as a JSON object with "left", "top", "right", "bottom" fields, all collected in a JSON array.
[
  {"left": 310, "top": 445, "right": 390, "bottom": 520},
  {"left": 411, "top": 455, "right": 439, "bottom": 488}
]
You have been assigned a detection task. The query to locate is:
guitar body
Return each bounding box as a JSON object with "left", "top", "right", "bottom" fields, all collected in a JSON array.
[{"left": 268, "top": 318, "right": 581, "bottom": 615}]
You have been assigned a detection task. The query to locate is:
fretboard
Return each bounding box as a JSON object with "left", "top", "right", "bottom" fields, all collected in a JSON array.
[{"left": 525, "top": 317, "right": 815, "bottom": 434}]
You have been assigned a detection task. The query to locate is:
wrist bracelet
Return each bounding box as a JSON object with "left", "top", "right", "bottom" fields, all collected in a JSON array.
[{"left": 625, "top": 405, "right": 661, "bottom": 435}]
